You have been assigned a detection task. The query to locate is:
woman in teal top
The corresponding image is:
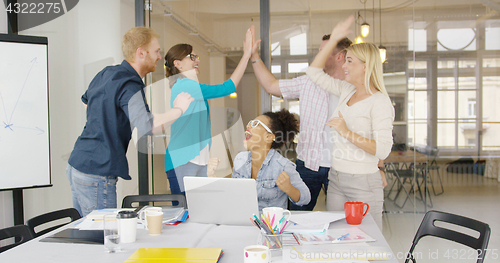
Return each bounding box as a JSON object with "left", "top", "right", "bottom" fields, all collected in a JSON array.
[{"left": 163, "top": 27, "right": 253, "bottom": 196}]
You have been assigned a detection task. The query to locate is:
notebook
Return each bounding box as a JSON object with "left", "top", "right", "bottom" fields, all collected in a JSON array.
[
  {"left": 184, "top": 177, "right": 259, "bottom": 226},
  {"left": 40, "top": 229, "right": 104, "bottom": 244},
  {"left": 124, "top": 248, "right": 223, "bottom": 263}
]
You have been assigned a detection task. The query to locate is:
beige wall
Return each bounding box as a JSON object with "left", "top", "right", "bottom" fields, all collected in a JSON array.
[{"left": 0, "top": 0, "right": 136, "bottom": 228}]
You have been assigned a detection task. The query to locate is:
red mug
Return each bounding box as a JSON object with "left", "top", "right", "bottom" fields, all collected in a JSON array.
[{"left": 344, "top": 201, "right": 370, "bottom": 225}]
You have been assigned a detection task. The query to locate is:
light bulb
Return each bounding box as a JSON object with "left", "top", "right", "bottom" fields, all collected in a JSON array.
[
  {"left": 379, "top": 45, "right": 387, "bottom": 63},
  {"left": 229, "top": 92, "right": 237, "bottom": 98},
  {"left": 355, "top": 36, "right": 364, "bottom": 44},
  {"left": 361, "top": 23, "right": 370, "bottom": 37}
]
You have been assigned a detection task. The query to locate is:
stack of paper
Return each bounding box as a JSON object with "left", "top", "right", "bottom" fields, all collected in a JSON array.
[
  {"left": 135, "top": 206, "right": 188, "bottom": 226},
  {"left": 284, "top": 245, "right": 392, "bottom": 261},
  {"left": 292, "top": 227, "right": 376, "bottom": 245},
  {"left": 75, "top": 208, "right": 134, "bottom": 230},
  {"left": 284, "top": 212, "right": 345, "bottom": 234},
  {"left": 75, "top": 207, "right": 188, "bottom": 230},
  {"left": 124, "top": 248, "right": 224, "bottom": 263}
]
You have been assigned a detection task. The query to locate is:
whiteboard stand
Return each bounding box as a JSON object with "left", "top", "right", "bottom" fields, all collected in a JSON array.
[{"left": 13, "top": 189, "right": 24, "bottom": 225}]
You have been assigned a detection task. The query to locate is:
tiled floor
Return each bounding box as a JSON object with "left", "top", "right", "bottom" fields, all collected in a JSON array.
[{"left": 313, "top": 171, "right": 500, "bottom": 262}]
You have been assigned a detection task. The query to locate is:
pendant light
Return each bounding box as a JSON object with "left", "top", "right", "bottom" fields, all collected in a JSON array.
[
  {"left": 360, "top": 0, "right": 370, "bottom": 37},
  {"left": 378, "top": 0, "right": 387, "bottom": 62}
]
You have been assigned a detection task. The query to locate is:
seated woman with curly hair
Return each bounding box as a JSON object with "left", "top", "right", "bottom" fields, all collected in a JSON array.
[{"left": 216, "top": 109, "right": 311, "bottom": 210}]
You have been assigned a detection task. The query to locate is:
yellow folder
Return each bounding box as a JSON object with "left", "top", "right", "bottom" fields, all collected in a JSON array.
[{"left": 124, "top": 248, "right": 224, "bottom": 263}]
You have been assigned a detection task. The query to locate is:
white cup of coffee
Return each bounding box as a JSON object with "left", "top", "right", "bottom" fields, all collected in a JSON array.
[
  {"left": 244, "top": 245, "right": 270, "bottom": 263},
  {"left": 139, "top": 207, "right": 162, "bottom": 228},
  {"left": 262, "top": 207, "right": 291, "bottom": 230},
  {"left": 146, "top": 211, "right": 163, "bottom": 235},
  {"left": 117, "top": 210, "right": 137, "bottom": 243}
]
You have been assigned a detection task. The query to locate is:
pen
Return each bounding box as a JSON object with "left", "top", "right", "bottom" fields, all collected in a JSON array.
[
  {"left": 261, "top": 219, "right": 273, "bottom": 234},
  {"left": 250, "top": 218, "right": 260, "bottom": 229},
  {"left": 336, "top": 233, "right": 350, "bottom": 241},
  {"left": 265, "top": 218, "right": 275, "bottom": 234},
  {"left": 253, "top": 214, "right": 262, "bottom": 225},
  {"left": 279, "top": 221, "right": 287, "bottom": 234}
]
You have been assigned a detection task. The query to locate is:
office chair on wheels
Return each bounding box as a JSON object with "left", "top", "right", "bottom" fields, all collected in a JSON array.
[{"left": 405, "top": 210, "right": 491, "bottom": 263}]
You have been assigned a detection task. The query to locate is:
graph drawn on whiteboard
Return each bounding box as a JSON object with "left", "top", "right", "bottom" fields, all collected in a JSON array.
[{"left": 0, "top": 37, "right": 51, "bottom": 190}]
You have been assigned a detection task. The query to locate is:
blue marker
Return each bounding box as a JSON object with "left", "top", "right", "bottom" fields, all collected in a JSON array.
[{"left": 337, "top": 233, "right": 350, "bottom": 241}]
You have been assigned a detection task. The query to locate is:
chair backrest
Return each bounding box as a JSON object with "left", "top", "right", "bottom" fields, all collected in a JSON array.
[
  {"left": 26, "top": 208, "right": 82, "bottom": 238},
  {"left": 429, "top": 147, "right": 439, "bottom": 163},
  {"left": 121, "top": 194, "right": 187, "bottom": 208},
  {"left": 0, "top": 225, "right": 34, "bottom": 253},
  {"left": 406, "top": 210, "right": 491, "bottom": 263}
]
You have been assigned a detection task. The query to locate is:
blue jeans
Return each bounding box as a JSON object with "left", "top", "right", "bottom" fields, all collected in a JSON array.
[
  {"left": 289, "top": 159, "right": 330, "bottom": 211},
  {"left": 166, "top": 162, "right": 207, "bottom": 195},
  {"left": 66, "top": 164, "right": 118, "bottom": 217}
]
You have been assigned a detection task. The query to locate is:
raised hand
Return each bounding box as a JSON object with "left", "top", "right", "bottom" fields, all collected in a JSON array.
[
  {"left": 326, "top": 111, "right": 350, "bottom": 137},
  {"left": 243, "top": 26, "right": 254, "bottom": 59},
  {"left": 249, "top": 25, "right": 261, "bottom": 59},
  {"left": 330, "top": 15, "right": 355, "bottom": 43}
]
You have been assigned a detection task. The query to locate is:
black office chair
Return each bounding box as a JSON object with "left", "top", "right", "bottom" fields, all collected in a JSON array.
[
  {"left": 405, "top": 210, "right": 491, "bottom": 263},
  {"left": 27, "top": 208, "right": 81, "bottom": 238},
  {"left": 0, "top": 225, "right": 34, "bottom": 253},
  {"left": 121, "top": 194, "right": 187, "bottom": 208}
]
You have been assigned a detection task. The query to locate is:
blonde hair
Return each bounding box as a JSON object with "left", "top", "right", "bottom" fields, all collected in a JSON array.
[
  {"left": 122, "top": 27, "right": 160, "bottom": 62},
  {"left": 347, "top": 43, "right": 388, "bottom": 96}
]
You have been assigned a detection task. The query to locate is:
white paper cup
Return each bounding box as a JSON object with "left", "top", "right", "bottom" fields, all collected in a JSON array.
[
  {"left": 146, "top": 211, "right": 163, "bottom": 235},
  {"left": 139, "top": 207, "right": 162, "bottom": 228}
]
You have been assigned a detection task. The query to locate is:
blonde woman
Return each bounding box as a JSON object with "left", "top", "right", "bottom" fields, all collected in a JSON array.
[{"left": 306, "top": 16, "right": 394, "bottom": 229}]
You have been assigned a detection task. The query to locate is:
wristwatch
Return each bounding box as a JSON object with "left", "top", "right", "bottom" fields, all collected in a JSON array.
[{"left": 378, "top": 166, "right": 386, "bottom": 173}]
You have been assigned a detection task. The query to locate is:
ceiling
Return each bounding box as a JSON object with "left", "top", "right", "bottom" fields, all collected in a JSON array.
[
  {"left": 152, "top": 0, "right": 499, "bottom": 49},
  {"left": 151, "top": 0, "right": 500, "bottom": 73}
]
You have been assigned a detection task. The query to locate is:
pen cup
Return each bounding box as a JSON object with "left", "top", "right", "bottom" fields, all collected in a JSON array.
[{"left": 258, "top": 233, "right": 283, "bottom": 258}]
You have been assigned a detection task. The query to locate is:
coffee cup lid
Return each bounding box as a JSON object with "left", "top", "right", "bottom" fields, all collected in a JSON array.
[{"left": 118, "top": 210, "right": 137, "bottom": 218}]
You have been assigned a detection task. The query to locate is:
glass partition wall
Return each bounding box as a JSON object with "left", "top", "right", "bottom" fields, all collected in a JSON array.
[{"left": 142, "top": 1, "right": 499, "bottom": 260}]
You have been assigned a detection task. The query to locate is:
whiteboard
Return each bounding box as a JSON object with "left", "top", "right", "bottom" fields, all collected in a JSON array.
[{"left": 0, "top": 34, "right": 51, "bottom": 191}]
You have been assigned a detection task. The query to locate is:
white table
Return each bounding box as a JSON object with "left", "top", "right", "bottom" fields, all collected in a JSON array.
[{"left": 0, "top": 212, "right": 397, "bottom": 263}]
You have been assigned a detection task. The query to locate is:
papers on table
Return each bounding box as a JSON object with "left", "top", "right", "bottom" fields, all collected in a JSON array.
[
  {"left": 74, "top": 207, "right": 188, "bottom": 230},
  {"left": 284, "top": 211, "right": 345, "bottom": 233},
  {"left": 160, "top": 207, "right": 186, "bottom": 224},
  {"left": 283, "top": 244, "right": 392, "bottom": 262},
  {"left": 75, "top": 208, "right": 133, "bottom": 230},
  {"left": 292, "top": 227, "right": 376, "bottom": 245},
  {"left": 284, "top": 222, "right": 330, "bottom": 234}
]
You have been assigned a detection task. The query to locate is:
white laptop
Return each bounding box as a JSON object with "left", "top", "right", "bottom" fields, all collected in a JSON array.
[{"left": 184, "top": 177, "right": 259, "bottom": 226}]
